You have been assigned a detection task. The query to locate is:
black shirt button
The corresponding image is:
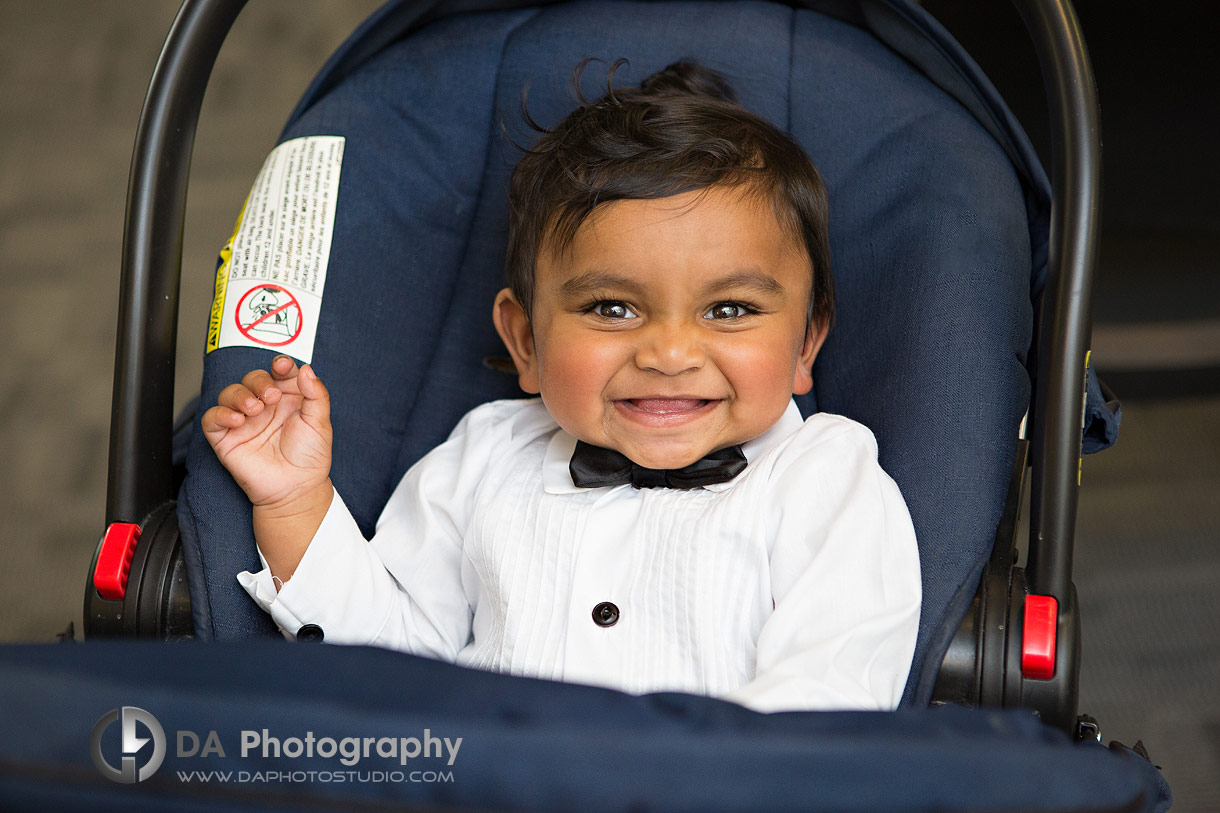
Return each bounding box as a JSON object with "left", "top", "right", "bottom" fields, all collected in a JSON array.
[
  {"left": 297, "top": 624, "right": 325, "bottom": 642},
  {"left": 592, "top": 602, "right": 620, "bottom": 627}
]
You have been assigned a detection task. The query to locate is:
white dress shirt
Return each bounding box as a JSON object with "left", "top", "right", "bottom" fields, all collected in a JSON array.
[{"left": 238, "top": 398, "right": 921, "bottom": 712}]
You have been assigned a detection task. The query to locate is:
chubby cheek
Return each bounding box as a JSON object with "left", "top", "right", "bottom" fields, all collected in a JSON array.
[
  {"left": 718, "top": 339, "right": 801, "bottom": 424},
  {"left": 534, "top": 333, "right": 623, "bottom": 434}
]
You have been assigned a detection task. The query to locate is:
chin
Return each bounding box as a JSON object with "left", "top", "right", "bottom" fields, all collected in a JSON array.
[{"left": 623, "top": 444, "right": 709, "bottom": 471}]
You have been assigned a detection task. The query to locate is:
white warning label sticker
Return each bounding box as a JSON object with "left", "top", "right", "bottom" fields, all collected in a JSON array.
[{"left": 206, "top": 135, "right": 344, "bottom": 363}]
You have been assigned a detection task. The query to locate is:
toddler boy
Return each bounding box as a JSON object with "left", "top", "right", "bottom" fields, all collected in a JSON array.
[{"left": 203, "top": 60, "right": 920, "bottom": 712}]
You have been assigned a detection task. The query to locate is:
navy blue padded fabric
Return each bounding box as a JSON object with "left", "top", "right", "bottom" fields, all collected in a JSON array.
[
  {"left": 788, "top": 10, "right": 1032, "bottom": 702},
  {"left": 181, "top": 0, "right": 1033, "bottom": 705},
  {"left": 180, "top": 10, "right": 535, "bottom": 639},
  {"left": 0, "top": 641, "right": 1172, "bottom": 812}
]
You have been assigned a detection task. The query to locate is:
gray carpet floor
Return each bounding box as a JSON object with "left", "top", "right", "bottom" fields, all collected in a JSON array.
[{"left": 2, "top": 2, "right": 1215, "bottom": 808}]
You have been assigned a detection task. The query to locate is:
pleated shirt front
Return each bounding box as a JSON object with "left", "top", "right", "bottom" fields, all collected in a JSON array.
[{"left": 239, "top": 397, "right": 921, "bottom": 712}]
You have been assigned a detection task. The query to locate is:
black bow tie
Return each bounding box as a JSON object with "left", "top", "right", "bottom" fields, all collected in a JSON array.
[{"left": 569, "top": 441, "right": 747, "bottom": 489}]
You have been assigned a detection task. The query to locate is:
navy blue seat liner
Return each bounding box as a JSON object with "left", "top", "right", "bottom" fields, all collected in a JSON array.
[{"left": 178, "top": 0, "right": 1111, "bottom": 705}]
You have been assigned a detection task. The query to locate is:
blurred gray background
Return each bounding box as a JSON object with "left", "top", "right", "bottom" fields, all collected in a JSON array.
[{"left": 1, "top": 1, "right": 1215, "bottom": 809}]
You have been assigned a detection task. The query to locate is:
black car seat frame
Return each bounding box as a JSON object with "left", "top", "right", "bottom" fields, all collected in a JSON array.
[{"left": 85, "top": 0, "right": 1102, "bottom": 738}]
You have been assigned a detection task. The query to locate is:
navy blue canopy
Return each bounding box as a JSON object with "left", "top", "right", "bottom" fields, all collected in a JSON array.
[{"left": 178, "top": 0, "right": 1118, "bottom": 707}]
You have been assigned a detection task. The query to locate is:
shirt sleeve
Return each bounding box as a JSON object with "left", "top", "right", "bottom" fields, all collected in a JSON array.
[
  {"left": 235, "top": 404, "right": 501, "bottom": 660},
  {"left": 724, "top": 418, "right": 922, "bottom": 713}
]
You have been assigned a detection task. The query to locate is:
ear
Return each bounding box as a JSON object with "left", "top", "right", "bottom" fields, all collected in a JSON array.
[
  {"left": 492, "top": 288, "right": 540, "bottom": 394},
  {"left": 791, "top": 318, "right": 830, "bottom": 396}
]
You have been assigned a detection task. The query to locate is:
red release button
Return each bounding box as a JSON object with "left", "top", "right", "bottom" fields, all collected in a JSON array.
[
  {"left": 94, "top": 522, "right": 141, "bottom": 601},
  {"left": 1021, "top": 594, "right": 1058, "bottom": 680}
]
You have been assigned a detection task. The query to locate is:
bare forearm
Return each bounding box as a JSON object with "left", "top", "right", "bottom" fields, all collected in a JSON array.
[{"left": 253, "top": 479, "right": 335, "bottom": 584}]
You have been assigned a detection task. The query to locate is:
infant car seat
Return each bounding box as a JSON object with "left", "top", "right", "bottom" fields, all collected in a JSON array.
[{"left": 88, "top": 0, "right": 1121, "bottom": 736}]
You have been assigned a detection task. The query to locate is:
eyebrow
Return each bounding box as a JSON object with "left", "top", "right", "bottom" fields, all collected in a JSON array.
[
  {"left": 558, "top": 269, "right": 787, "bottom": 300},
  {"left": 558, "top": 271, "right": 646, "bottom": 299},
  {"left": 699, "top": 270, "right": 787, "bottom": 300}
]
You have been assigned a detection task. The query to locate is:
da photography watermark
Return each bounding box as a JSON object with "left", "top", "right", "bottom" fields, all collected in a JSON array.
[
  {"left": 90, "top": 706, "right": 461, "bottom": 786},
  {"left": 90, "top": 706, "right": 166, "bottom": 783},
  {"left": 236, "top": 728, "right": 461, "bottom": 767}
]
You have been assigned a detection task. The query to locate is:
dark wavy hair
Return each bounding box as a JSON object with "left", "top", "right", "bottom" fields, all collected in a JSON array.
[{"left": 505, "top": 59, "right": 833, "bottom": 328}]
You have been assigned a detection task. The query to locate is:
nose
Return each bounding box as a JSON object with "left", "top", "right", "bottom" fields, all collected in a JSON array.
[{"left": 633, "top": 319, "right": 705, "bottom": 375}]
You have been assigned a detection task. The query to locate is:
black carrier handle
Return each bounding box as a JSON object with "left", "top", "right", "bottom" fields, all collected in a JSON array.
[
  {"left": 89, "top": 0, "right": 247, "bottom": 640},
  {"left": 929, "top": 0, "right": 1100, "bottom": 732},
  {"left": 1011, "top": 0, "right": 1102, "bottom": 611},
  {"left": 107, "top": 0, "right": 248, "bottom": 527}
]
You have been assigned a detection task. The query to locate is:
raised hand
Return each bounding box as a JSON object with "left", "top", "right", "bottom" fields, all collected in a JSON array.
[{"left": 201, "top": 355, "right": 333, "bottom": 511}]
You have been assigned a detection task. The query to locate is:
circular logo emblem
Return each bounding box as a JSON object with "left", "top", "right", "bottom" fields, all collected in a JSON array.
[{"left": 90, "top": 706, "right": 166, "bottom": 783}]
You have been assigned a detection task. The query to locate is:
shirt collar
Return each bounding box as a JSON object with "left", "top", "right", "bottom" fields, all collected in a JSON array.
[
  {"left": 542, "top": 429, "right": 583, "bottom": 494},
  {"left": 542, "top": 400, "right": 805, "bottom": 495}
]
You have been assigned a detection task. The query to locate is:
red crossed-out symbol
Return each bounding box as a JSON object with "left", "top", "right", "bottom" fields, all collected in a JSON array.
[{"left": 235, "top": 283, "right": 304, "bottom": 347}]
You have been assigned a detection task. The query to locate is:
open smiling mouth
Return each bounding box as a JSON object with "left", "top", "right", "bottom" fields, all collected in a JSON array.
[
  {"left": 614, "top": 398, "right": 722, "bottom": 425},
  {"left": 622, "top": 398, "right": 713, "bottom": 413}
]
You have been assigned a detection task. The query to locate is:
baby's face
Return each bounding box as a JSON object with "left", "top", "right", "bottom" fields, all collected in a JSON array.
[{"left": 495, "top": 186, "right": 825, "bottom": 470}]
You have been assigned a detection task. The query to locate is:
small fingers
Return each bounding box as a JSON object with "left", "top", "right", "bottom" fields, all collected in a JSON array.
[
  {"left": 200, "top": 404, "right": 247, "bottom": 436},
  {"left": 240, "top": 368, "right": 282, "bottom": 405},
  {"left": 297, "top": 364, "right": 331, "bottom": 423},
  {"left": 217, "top": 382, "right": 266, "bottom": 415},
  {"left": 270, "top": 354, "right": 299, "bottom": 380}
]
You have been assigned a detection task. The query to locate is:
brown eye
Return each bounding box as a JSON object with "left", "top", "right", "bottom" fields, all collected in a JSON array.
[
  {"left": 594, "top": 301, "right": 636, "bottom": 319},
  {"left": 705, "top": 302, "right": 750, "bottom": 320}
]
